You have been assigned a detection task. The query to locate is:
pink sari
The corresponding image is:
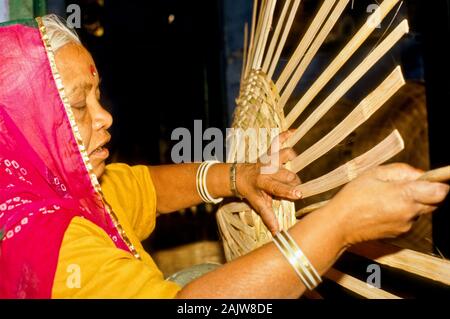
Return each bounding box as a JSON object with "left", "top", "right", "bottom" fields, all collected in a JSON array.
[{"left": 0, "top": 19, "right": 138, "bottom": 298}]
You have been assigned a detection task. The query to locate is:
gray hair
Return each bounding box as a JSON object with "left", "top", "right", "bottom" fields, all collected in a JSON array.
[{"left": 41, "top": 14, "right": 81, "bottom": 52}]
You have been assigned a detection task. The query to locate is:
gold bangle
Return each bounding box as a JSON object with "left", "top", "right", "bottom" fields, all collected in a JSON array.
[
  {"left": 280, "top": 230, "right": 322, "bottom": 287},
  {"left": 273, "top": 232, "right": 314, "bottom": 290},
  {"left": 273, "top": 230, "right": 322, "bottom": 290}
]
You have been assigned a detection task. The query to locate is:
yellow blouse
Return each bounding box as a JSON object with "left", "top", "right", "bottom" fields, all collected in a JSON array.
[{"left": 51, "top": 163, "right": 181, "bottom": 298}]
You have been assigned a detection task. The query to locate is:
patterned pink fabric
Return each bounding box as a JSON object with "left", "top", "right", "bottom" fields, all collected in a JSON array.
[{"left": 0, "top": 24, "right": 131, "bottom": 298}]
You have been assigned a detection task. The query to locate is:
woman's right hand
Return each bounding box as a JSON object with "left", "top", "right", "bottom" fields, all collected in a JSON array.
[{"left": 328, "top": 163, "right": 450, "bottom": 247}]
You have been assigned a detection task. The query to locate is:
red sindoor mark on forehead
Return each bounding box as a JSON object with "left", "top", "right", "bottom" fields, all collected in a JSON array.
[{"left": 90, "top": 64, "right": 97, "bottom": 77}]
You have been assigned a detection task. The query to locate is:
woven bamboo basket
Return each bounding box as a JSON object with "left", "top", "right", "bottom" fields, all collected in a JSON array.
[{"left": 216, "top": 0, "right": 450, "bottom": 298}]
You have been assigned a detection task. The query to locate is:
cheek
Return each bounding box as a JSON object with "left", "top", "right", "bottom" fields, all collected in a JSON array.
[
  {"left": 80, "top": 125, "right": 93, "bottom": 149},
  {"left": 74, "top": 112, "right": 93, "bottom": 149}
]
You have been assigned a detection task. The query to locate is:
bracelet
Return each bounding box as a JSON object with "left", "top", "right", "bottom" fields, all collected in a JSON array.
[
  {"left": 196, "top": 161, "right": 224, "bottom": 204},
  {"left": 273, "top": 230, "right": 322, "bottom": 290},
  {"left": 230, "top": 162, "right": 243, "bottom": 199}
]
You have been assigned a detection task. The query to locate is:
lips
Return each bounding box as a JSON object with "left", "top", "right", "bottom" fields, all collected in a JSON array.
[{"left": 89, "top": 138, "right": 110, "bottom": 157}]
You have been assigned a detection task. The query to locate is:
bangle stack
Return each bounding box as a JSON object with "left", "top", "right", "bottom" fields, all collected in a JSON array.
[
  {"left": 196, "top": 161, "right": 224, "bottom": 204},
  {"left": 273, "top": 230, "right": 322, "bottom": 290}
]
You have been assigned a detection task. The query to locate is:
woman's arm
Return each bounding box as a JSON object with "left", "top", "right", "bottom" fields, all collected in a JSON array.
[
  {"left": 147, "top": 162, "right": 233, "bottom": 214},
  {"left": 175, "top": 164, "right": 449, "bottom": 298},
  {"left": 148, "top": 131, "right": 301, "bottom": 233},
  {"left": 177, "top": 203, "right": 345, "bottom": 298}
]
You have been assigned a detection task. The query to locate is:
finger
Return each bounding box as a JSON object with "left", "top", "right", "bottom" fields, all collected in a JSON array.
[
  {"left": 410, "top": 204, "right": 438, "bottom": 222},
  {"left": 267, "top": 130, "right": 295, "bottom": 154},
  {"left": 261, "top": 190, "right": 273, "bottom": 203},
  {"left": 375, "top": 163, "right": 423, "bottom": 182},
  {"left": 271, "top": 168, "right": 301, "bottom": 186},
  {"left": 259, "top": 177, "right": 302, "bottom": 200},
  {"left": 260, "top": 148, "right": 297, "bottom": 172},
  {"left": 405, "top": 181, "right": 450, "bottom": 205},
  {"left": 278, "top": 148, "right": 297, "bottom": 164},
  {"left": 247, "top": 193, "right": 279, "bottom": 234},
  {"left": 276, "top": 130, "right": 296, "bottom": 146},
  {"left": 416, "top": 204, "right": 438, "bottom": 216}
]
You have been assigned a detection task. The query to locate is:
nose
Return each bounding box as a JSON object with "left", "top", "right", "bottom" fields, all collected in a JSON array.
[{"left": 93, "top": 103, "right": 113, "bottom": 131}]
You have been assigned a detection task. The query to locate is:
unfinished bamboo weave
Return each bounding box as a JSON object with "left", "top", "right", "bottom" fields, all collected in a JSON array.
[{"left": 216, "top": 0, "right": 450, "bottom": 298}]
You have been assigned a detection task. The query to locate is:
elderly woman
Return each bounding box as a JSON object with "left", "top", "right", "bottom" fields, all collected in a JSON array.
[{"left": 0, "top": 15, "right": 448, "bottom": 299}]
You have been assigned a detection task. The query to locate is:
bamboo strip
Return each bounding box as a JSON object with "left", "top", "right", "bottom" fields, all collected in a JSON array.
[
  {"left": 220, "top": 201, "right": 252, "bottom": 214},
  {"left": 284, "top": 0, "right": 401, "bottom": 124},
  {"left": 293, "top": 130, "right": 404, "bottom": 197},
  {"left": 253, "top": 0, "right": 278, "bottom": 70},
  {"left": 325, "top": 268, "right": 401, "bottom": 299},
  {"left": 285, "top": 19, "right": 409, "bottom": 135},
  {"left": 262, "top": 0, "right": 292, "bottom": 73},
  {"left": 279, "top": 0, "right": 350, "bottom": 109},
  {"left": 348, "top": 241, "right": 450, "bottom": 286},
  {"left": 267, "top": 0, "right": 302, "bottom": 78},
  {"left": 289, "top": 66, "right": 405, "bottom": 172},
  {"left": 241, "top": 23, "right": 249, "bottom": 84},
  {"left": 217, "top": 210, "right": 237, "bottom": 260},
  {"left": 245, "top": 0, "right": 259, "bottom": 77},
  {"left": 222, "top": 211, "right": 255, "bottom": 238},
  {"left": 222, "top": 213, "right": 255, "bottom": 252},
  {"left": 296, "top": 200, "right": 330, "bottom": 217},
  {"left": 275, "top": 0, "right": 336, "bottom": 91}
]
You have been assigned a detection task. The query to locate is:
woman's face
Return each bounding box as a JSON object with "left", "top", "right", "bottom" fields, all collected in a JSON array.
[{"left": 55, "top": 43, "right": 112, "bottom": 178}]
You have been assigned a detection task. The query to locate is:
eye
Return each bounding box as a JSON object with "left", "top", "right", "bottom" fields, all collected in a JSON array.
[{"left": 71, "top": 100, "right": 87, "bottom": 109}]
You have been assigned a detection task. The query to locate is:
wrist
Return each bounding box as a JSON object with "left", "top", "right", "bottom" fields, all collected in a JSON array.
[
  {"left": 207, "top": 163, "right": 233, "bottom": 199},
  {"left": 320, "top": 202, "right": 353, "bottom": 249},
  {"left": 295, "top": 203, "right": 351, "bottom": 252}
]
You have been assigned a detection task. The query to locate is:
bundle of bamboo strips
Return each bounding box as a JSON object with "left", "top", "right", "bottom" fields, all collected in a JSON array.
[{"left": 216, "top": 0, "right": 450, "bottom": 298}]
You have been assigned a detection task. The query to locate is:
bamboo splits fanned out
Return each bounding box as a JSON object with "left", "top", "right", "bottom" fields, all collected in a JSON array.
[
  {"left": 288, "top": 66, "right": 405, "bottom": 172},
  {"left": 279, "top": 0, "right": 350, "bottom": 109},
  {"left": 293, "top": 130, "right": 405, "bottom": 197},
  {"left": 284, "top": 0, "right": 402, "bottom": 124},
  {"left": 262, "top": 0, "right": 293, "bottom": 73},
  {"left": 285, "top": 19, "right": 409, "bottom": 141},
  {"left": 253, "top": 0, "right": 278, "bottom": 70},
  {"left": 244, "top": 0, "right": 259, "bottom": 77},
  {"left": 216, "top": 0, "right": 444, "bottom": 298},
  {"left": 267, "top": 0, "right": 302, "bottom": 78},
  {"left": 275, "top": 0, "right": 336, "bottom": 91}
]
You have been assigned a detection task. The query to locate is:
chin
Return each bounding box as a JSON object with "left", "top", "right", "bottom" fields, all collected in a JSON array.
[{"left": 92, "top": 162, "right": 106, "bottom": 179}]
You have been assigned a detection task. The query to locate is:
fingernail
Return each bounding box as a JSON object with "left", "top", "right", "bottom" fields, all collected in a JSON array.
[
  {"left": 294, "top": 190, "right": 302, "bottom": 198},
  {"left": 438, "top": 184, "right": 450, "bottom": 197}
]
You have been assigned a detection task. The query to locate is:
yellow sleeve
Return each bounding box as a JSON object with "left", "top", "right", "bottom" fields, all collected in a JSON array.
[
  {"left": 52, "top": 217, "right": 181, "bottom": 298},
  {"left": 100, "top": 163, "right": 157, "bottom": 242}
]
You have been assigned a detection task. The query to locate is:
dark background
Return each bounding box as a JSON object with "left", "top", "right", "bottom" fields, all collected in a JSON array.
[{"left": 42, "top": 0, "right": 450, "bottom": 256}]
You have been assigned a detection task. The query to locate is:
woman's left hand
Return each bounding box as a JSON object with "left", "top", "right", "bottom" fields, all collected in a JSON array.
[{"left": 235, "top": 130, "right": 302, "bottom": 234}]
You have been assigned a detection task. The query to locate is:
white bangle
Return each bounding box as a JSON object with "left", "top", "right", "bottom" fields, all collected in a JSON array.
[
  {"left": 273, "top": 230, "right": 322, "bottom": 290},
  {"left": 196, "top": 161, "right": 224, "bottom": 204}
]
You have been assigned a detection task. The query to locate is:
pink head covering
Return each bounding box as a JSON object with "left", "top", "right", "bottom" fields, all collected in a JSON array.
[{"left": 0, "top": 19, "right": 136, "bottom": 298}]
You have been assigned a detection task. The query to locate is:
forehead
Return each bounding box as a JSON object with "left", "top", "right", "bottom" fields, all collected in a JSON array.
[{"left": 54, "top": 43, "right": 98, "bottom": 94}]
